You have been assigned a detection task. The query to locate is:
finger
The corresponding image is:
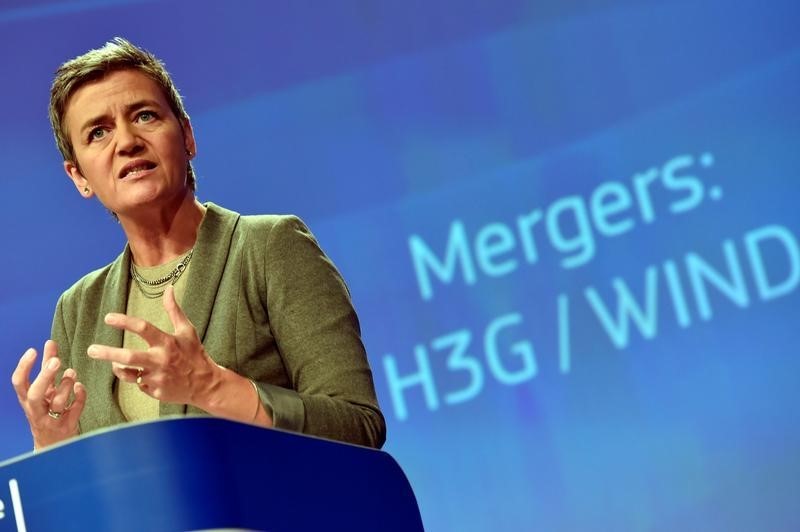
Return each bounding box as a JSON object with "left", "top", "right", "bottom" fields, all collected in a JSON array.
[
  {"left": 87, "top": 344, "right": 154, "bottom": 368},
  {"left": 162, "top": 285, "right": 189, "bottom": 334},
  {"left": 44, "top": 367, "right": 73, "bottom": 403},
  {"left": 49, "top": 369, "right": 76, "bottom": 413},
  {"left": 11, "top": 348, "right": 37, "bottom": 402},
  {"left": 27, "top": 355, "right": 61, "bottom": 413},
  {"left": 44, "top": 383, "right": 57, "bottom": 403},
  {"left": 41, "top": 339, "right": 58, "bottom": 368},
  {"left": 111, "top": 362, "right": 142, "bottom": 383},
  {"left": 104, "top": 313, "right": 166, "bottom": 346},
  {"left": 41, "top": 341, "right": 61, "bottom": 402},
  {"left": 63, "top": 382, "right": 87, "bottom": 426}
]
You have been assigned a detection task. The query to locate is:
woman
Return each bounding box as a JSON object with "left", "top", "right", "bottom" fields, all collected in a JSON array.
[{"left": 11, "top": 38, "right": 385, "bottom": 450}]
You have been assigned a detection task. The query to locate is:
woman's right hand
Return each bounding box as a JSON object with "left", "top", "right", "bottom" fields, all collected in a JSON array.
[{"left": 11, "top": 340, "right": 87, "bottom": 450}]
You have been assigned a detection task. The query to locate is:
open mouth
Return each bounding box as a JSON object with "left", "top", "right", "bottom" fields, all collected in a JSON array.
[{"left": 119, "top": 161, "right": 157, "bottom": 179}]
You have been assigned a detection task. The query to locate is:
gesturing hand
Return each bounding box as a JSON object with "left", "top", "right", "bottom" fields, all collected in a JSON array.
[
  {"left": 12, "top": 340, "right": 87, "bottom": 450},
  {"left": 87, "top": 285, "right": 219, "bottom": 406}
]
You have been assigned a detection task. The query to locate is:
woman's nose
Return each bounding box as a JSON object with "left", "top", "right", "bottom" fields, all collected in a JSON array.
[{"left": 115, "top": 122, "right": 143, "bottom": 155}]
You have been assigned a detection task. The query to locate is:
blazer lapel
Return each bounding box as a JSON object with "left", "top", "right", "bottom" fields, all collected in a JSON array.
[
  {"left": 180, "top": 202, "right": 240, "bottom": 342},
  {"left": 89, "top": 247, "right": 130, "bottom": 427},
  {"left": 160, "top": 202, "right": 240, "bottom": 417}
]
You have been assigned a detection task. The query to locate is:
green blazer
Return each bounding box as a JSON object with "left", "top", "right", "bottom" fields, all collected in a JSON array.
[{"left": 52, "top": 202, "right": 386, "bottom": 448}]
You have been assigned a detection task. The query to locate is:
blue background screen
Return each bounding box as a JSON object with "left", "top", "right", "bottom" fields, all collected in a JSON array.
[{"left": 1, "top": 1, "right": 799, "bottom": 530}]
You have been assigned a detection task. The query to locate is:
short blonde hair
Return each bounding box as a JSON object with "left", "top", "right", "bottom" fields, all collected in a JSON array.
[{"left": 49, "top": 37, "right": 196, "bottom": 190}]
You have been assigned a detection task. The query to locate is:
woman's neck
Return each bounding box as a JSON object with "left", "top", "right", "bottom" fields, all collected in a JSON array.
[{"left": 120, "top": 192, "right": 207, "bottom": 267}]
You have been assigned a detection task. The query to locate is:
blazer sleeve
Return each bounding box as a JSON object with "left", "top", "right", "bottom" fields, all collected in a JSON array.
[
  {"left": 51, "top": 294, "right": 70, "bottom": 363},
  {"left": 253, "top": 215, "right": 386, "bottom": 448}
]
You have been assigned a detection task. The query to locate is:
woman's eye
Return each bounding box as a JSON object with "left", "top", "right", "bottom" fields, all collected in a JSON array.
[{"left": 89, "top": 128, "right": 106, "bottom": 141}]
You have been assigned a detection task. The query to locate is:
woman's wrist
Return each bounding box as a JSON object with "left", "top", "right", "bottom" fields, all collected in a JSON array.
[{"left": 194, "top": 363, "right": 273, "bottom": 427}]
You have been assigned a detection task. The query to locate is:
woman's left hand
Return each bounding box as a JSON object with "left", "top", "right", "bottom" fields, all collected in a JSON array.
[{"left": 87, "top": 285, "right": 219, "bottom": 405}]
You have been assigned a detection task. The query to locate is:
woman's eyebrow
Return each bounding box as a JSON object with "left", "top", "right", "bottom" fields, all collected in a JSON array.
[
  {"left": 125, "top": 99, "right": 161, "bottom": 114},
  {"left": 78, "top": 99, "right": 162, "bottom": 134}
]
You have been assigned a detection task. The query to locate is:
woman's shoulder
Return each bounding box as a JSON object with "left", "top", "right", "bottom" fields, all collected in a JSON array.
[
  {"left": 57, "top": 253, "right": 125, "bottom": 308},
  {"left": 205, "top": 202, "right": 308, "bottom": 234},
  {"left": 235, "top": 208, "right": 305, "bottom": 227},
  {"left": 238, "top": 213, "right": 321, "bottom": 253},
  {"left": 208, "top": 202, "right": 313, "bottom": 243}
]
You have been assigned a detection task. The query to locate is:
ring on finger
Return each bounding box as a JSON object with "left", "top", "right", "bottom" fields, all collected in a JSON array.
[
  {"left": 48, "top": 409, "right": 63, "bottom": 420},
  {"left": 136, "top": 368, "right": 144, "bottom": 386}
]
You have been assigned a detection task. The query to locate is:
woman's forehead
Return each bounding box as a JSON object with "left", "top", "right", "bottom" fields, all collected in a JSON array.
[{"left": 64, "top": 70, "right": 169, "bottom": 126}]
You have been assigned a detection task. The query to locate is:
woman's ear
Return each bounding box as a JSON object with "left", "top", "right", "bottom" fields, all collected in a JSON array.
[
  {"left": 182, "top": 118, "right": 196, "bottom": 159},
  {"left": 64, "top": 160, "right": 93, "bottom": 198}
]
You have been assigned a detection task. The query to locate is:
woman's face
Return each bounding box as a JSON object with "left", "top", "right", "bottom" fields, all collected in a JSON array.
[{"left": 62, "top": 69, "right": 195, "bottom": 218}]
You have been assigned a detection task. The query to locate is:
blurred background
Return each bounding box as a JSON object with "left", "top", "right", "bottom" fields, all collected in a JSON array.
[{"left": 1, "top": 1, "right": 799, "bottom": 530}]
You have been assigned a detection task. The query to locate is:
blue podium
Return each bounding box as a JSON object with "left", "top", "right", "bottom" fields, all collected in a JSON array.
[{"left": 0, "top": 418, "right": 423, "bottom": 531}]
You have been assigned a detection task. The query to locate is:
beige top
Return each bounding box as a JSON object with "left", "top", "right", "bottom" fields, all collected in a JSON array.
[{"left": 117, "top": 251, "right": 193, "bottom": 421}]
